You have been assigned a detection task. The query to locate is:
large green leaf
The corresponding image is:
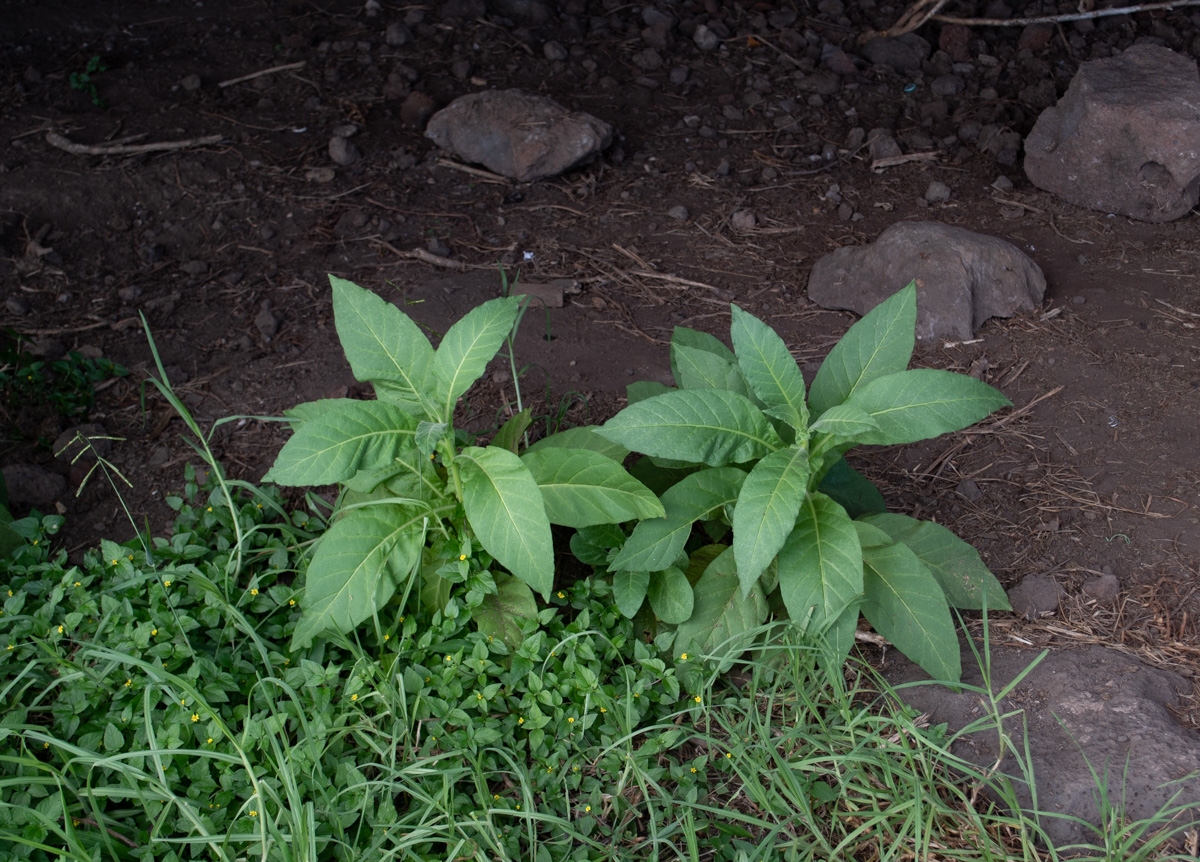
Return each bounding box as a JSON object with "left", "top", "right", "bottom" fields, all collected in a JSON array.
[
  {"left": 627, "top": 380, "right": 673, "bottom": 404},
  {"left": 808, "top": 281, "right": 916, "bottom": 417},
  {"left": 596, "top": 389, "right": 781, "bottom": 466},
  {"left": 525, "top": 426, "right": 629, "bottom": 462},
  {"left": 648, "top": 566, "right": 694, "bottom": 624},
  {"left": 845, "top": 369, "right": 1011, "bottom": 445},
  {"left": 455, "top": 446, "right": 554, "bottom": 599},
  {"left": 817, "top": 600, "right": 861, "bottom": 681},
  {"left": 861, "top": 513, "right": 1010, "bottom": 610},
  {"left": 671, "top": 342, "right": 753, "bottom": 399},
  {"left": 674, "top": 547, "right": 769, "bottom": 670},
  {"left": 521, "top": 448, "right": 664, "bottom": 528},
  {"left": 777, "top": 492, "right": 863, "bottom": 633},
  {"left": 808, "top": 404, "right": 881, "bottom": 444},
  {"left": 432, "top": 295, "right": 521, "bottom": 420},
  {"left": 291, "top": 504, "right": 423, "bottom": 650},
  {"left": 330, "top": 276, "right": 434, "bottom": 412},
  {"left": 612, "top": 467, "right": 746, "bottom": 573},
  {"left": 817, "top": 457, "right": 886, "bottom": 518},
  {"left": 491, "top": 408, "right": 532, "bottom": 454},
  {"left": 730, "top": 304, "right": 809, "bottom": 432},
  {"left": 265, "top": 400, "right": 419, "bottom": 486},
  {"left": 732, "top": 445, "right": 810, "bottom": 597},
  {"left": 474, "top": 574, "right": 538, "bottom": 652},
  {"left": 614, "top": 569, "right": 649, "bottom": 618},
  {"left": 862, "top": 542, "right": 961, "bottom": 681},
  {"left": 670, "top": 326, "right": 736, "bottom": 380}
]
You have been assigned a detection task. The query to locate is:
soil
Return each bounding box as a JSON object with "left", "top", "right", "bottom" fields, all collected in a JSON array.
[{"left": 2, "top": 0, "right": 1199, "bottom": 733}]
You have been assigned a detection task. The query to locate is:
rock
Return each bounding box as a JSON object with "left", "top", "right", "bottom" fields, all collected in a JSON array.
[
  {"left": 53, "top": 423, "right": 110, "bottom": 463},
  {"left": 334, "top": 209, "right": 370, "bottom": 236},
  {"left": 425, "top": 89, "right": 612, "bottom": 182},
  {"left": 29, "top": 337, "right": 65, "bottom": 359},
  {"left": 5, "top": 295, "right": 30, "bottom": 315},
  {"left": 930, "top": 74, "right": 964, "bottom": 98},
  {"left": 693, "top": 24, "right": 719, "bottom": 51},
  {"left": 824, "top": 49, "right": 858, "bottom": 75},
  {"left": 2, "top": 463, "right": 67, "bottom": 507},
  {"left": 426, "top": 236, "right": 451, "bottom": 257},
  {"left": 883, "top": 644, "right": 1200, "bottom": 851},
  {"left": 808, "top": 221, "right": 1046, "bottom": 341},
  {"left": 1082, "top": 572, "right": 1121, "bottom": 602},
  {"left": 180, "top": 260, "right": 208, "bottom": 276},
  {"left": 543, "top": 40, "right": 568, "bottom": 61},
  {"left": 180, "top": 73, "right": 202, "bottom": 91},
  {"left": 400, "top": 92, "right": 437, "bottom": 129},
  {"left": 1007, "top": 572, "right": 1063, "bottom": 619},
  {"left": 385, "top": 21, "right": 412, "bottom": 46},
  {"left": 955, "top": 478, "right": 983, "bottom": 501},
  {"left": 438, "top": 0, "right": 484, "bottom": 20},
  {"left": 328, "top": 135, "right": 360, "bottom": 166},
  {"left": 667, "top": 205, "right": 689, "bottom": 221},
  {"left": 924, "top": 180, "right": 952, "bottom": 203},
  {"left": 1024, "top": 45, "right": 1200, "bottom": 222},
  {"left": 730, "top": 210, "right": 757, "bottom": 230},
  {"left": 1018, "top": 22, "right": 1054, "bottom": 52},
  {"left": 867, "top": 128, "right": 902, "bottom": 162},
  {"left": 939, "top": 23, "right": 972, "bottom": 63},
  {"left": 861, "top": 32, "right": 930, "bottom": 74},
  {"left": 306, "top": 166, "right": 337, "bottom": 183},
  {"left": 254, "top": 300, "right": 280, "bottom": 341},
  {"left": 632, "top": 48, "right": 663, "bottom": 71}
]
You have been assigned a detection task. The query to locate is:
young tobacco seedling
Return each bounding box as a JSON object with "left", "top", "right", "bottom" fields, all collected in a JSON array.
[
  {"left": 591, "top": 282, "right": 1012, "bottom": 681},
  {"left": 265, "top": 276, "right": 664, "bottom": 649}
]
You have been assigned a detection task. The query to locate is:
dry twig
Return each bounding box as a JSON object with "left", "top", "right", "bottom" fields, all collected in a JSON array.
[
  {"left": 218, "top": 61, "right": 306, "bottom": 88},
  {"left": 46, "top": 131, "right": 223, "bottom": 156}
]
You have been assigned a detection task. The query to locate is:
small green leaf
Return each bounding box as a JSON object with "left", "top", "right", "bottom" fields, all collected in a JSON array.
[
  {"left": 612, "top": 467, "right": 746, "bottom": 573},
  {"left": 674, "top": 547, "right": 769, "bottom": 671},
  {"left": 809, "top": 404, "right": 881, "bottom": 443},
  {"left": 525, "top": 425, "right": 630, "bottom": 462},
  {"left": 777, "top": 492, "right": 863, "bottom": 633},
  {"left": 862, "top": 542, "right": 961, "bottom": 681},
  {"left": 730, "top": 303, "right": 809, "bottom": 432},
  {"left": 491, "top": 408, "right": 532, "bottom": 454},
  {"left": 648, "top": 566, "right": 694, "bottom": 624},
  {"left": 521, "top": 448, "right": 665, "bottom": 528},
  {"left": 432, "top": 295, "right": 521, "bottom": 420},
  {"left": 670, "top": 326, "right": 735, "bottom": 375},
  {"left": 614, "top": 570, "right": 649, "bottom": 618},
  {"left": 809, "top": 281, "right": 916, "bottom": 416},
  {"left": 456, "top": 446, "right": 554, "bottom": 599},
  {"left": 265, "top": 400, "right": 419, "bottom": 486},
  {"left": 416, "top": 420, "right": 448, "bottom": 457},
  {"left": 671, "top": 342, "right": 753, "bottom": 398},
  {"left": 570, "top": 523, "right": 626, "bottom": 567},
  {"left": 597, "top": 389, "right": 781, "bottom": 466},
  {"left": 861, "top": 513, "right": 1010, "bottom": 610},
  {"left": 817, "top": 600, "right": 860, "bottom": 681},
  {"left": 845, "top": 369, "right": 1012, "bottom": 445},
  {"left": 331, "top": 276, "right": 434, "bottom": 411},
  {"left": 475, "top": 574, "right": 538, "bottom": 652},
  {"left": 103, "top": 723, "right": 123, "bottom": 752},
  {"left": 853, "top": 521, "right": 893, "bottom": 549},
  {"left": 291, "top": 504, "right": 423, "bottom": 650},
  {"left": 627, "top": 380, "right": 673, "bottom": 404},
  {"left": 818, "top": 457, "right": 886, "bottom": 518},
  {"left": 732, "top": 445, "right": 810, "bottom": 597}
]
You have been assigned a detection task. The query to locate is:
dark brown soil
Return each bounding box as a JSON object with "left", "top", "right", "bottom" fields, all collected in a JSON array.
[{"left": 2, "top": 1, "right": 1199, "bottom": 722}]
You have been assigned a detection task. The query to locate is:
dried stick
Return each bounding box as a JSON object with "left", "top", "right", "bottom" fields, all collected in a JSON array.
[
  {"left": 865, "top": 0, "right": 1200, "bottom": 42},
  {"left": 217, "top": 61, "right": 306, "bottom": 88},
  {"left": 46, "top": 131, "right": 223, "bottom": 156}
]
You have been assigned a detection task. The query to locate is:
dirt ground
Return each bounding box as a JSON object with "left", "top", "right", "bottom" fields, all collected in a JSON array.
[{"left": 2, "top": 0, "right": 1200, "bottom": 726}]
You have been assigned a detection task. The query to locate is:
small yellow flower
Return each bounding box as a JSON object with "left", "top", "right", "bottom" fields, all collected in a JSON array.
[
  {"left": 694, "top": 695, "right": 701, "bottom": 703},
  {"left": 44, "top": 742, "right": 49, "bottom": 748},
  {"left": 568, "top": 717, "right": 575, "bottom": 724},
  {"left": 634, "top": 693, "right": 640, "bottom": 698},
  {"left": 6, "top": 646, "right": 15, "bottom": 651},
  {"left": 180, "top": 699, "right": 186, "bottom": 706},
  {"left": 351, "top": 693, "right": 358, "bottom": 701},
  {"left": 249, "top": 810, "right": 258, "bottom": 817},
  {"left": 6, "top": 590, "right": 10, "bottom": 596},
  {"left": 547, "top": 766, "right": 552, "bottom": 773},
  {"left": 445, "top": 655, "right": 452, "bottom": 662},
  {"left": 476, "top": 693, "right": 483, "bottom": 700},
  {"left": 74, "top": 581, "right": 81, "bottom": 587},
  {"left": 493, "top": 794, "right": 500, "bottom": 800},
  {"left": 124, "top": 679, "right": 131, "bottom": 687},
  {"left": 585, "top": 805, "right": 591, "bottom": 813},
  {"left": 207, "top": 507, "right": 212, "bottom": 512},
  {"left": 57, "top": 625, "right": 64, "bottom": 634},
  {"left": 151, "top": 629, "right": 158, "bottom": 636},
  {"left": 289, "top": 599, "right": 295, "bottom": 606},
  {"left": 691, "top": 767, "right": 697, "bottom": 773},
  {"left": 111, "top": 560, "right": 118, "bottom": 566},
  {"left": 600, "top": 707, "right": 606, "bottom": 713},
  {"left": 163, "top": 579, "right": 171, "bottom": 587},
  {"left": 725, "top": 752, "right": 732, "bottom": 759},
  {"left": 383, "top": 634, "right": 390, "bottom": 641},
  {"left": 250, "top": 588, "right": 258, "bottom": 596},
  {"left": 459, "top": 554, "right": 466, "bottom": 561},
  {"left": 191, "top": 713, "right": 199, "bottom": 722},
  {"left": 127, "top": 555, "right": 133, "bottom": 561},
  {"left": 680, "top": 653, "right": 688, "bottom": 661},
  {"left": 556, "top": 591, "right": 565, "bottom": 599}
]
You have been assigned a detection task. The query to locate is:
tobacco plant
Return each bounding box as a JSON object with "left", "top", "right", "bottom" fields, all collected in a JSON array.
[
  {"left": 590, "top": 282, "right": 1011, "bottom": 681},
  {"left": 266, "top": 276, "right": 663, "bottom": 649}
]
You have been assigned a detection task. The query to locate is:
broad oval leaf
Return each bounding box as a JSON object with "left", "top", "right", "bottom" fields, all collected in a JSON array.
[
  {"left": 862, "top": 541, "right": 961, "bottom": 681},
  {"left": 817, "top": 456, "right": 886, "bottom": 518},
  {"left": 597, "top": 389, "right": 781, "bottom": 466},
  {"left": 853, "top": 520, "right": 893, "bottom": 549},
  {"left": 730, "top": 304, "right": 809, "bottom": 432},
  {"left": 671, "top": 342, "right": 754, "bottom": 399},
  {"left": 525, "top": 426, "right": 629, "bottom": 462},
  {"left": 808, "top": 404, "right": 881, "bottom": 443},
  {"left": 777, "top": 492, "right": 863, "bottom": 633},
  {"left": 614, "top": 569, "right": 649, "bottom": 618},
  {"left": 627, "top": 380, "right": 673, "bottom": 405},
  {"left": 845, "top": 369, "right": 1011, "bottom": 445},
  {"left": 474, "top": 574, "right": 538, "bottom": 652},
  {"left": 331, "top": 275, "right": 434, "bottom": 411},
  {"left": 570, "top": 523, "right": 626, "bottom": 567},
  {"left": 491, "top": 408, "right": 533, "bottom": 454},
  {"left": 291, "top": 504, "right": 423, "bottom": 650},
  {"left": 648, "top": 566, "right": 694, "bottom": 624},
  {"left": 809, "top": 281, "right": 916, "bottom": 416},
  {"left": 732, "top": 445, "right": 810, "bottom": 597},
  {"left": 671, "top": 325, "right": 735, "bottom": 371},
  {"left": 265, "top": 399, "right": 418, "bottom": 486},
  {"left": 612, "top": 467, "right": 746, "bottom": 572},
  {"left": 861, "top": 513, "right": 1010, "bottom": 610},
  {"left": 455, "top": 445, "right": 554, "bottom": 599},
  {"left": 521, "top": 448, "right": 664, "bottom": 528},
  {"left": 673, "top": 547, "right": 769, "bottom": 671},
  {"left": 432, "top": 295, "right": 521, "bottom": 420}
]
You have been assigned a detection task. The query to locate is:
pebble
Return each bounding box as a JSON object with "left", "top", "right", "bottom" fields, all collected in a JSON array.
[
  {"left": 925, "top": 181, "right": 952, "bottom": 203},
  {"left": 669, "top": 65, "right": 689, "bottom": 85},
  {"left": 992, "top": 175, "right": 1014, "bottom": 191},
  {"left": 118, "top": 285, "right": 142, "bottom": 301},
  {"left": 254, "top": 300, "right": 280, "bottom": 341},
  {"left": 1072, "top": 295, "right": 1086, "bottom": 305},
  {"left": 632, "top": 48, "right": 663, "bottom": 71},
  {"left": 5, "top": 295, "right": 30, "bottom": 315},
  {"left": 667, "top": 205, "right": 689, "bottom": 221},
  {"left": 426, "top": 236, "right": 451, "bottom": 257},
  {"left": 328, "top": 135, "right": 360, "bottom": 166},
  {"left": 385, "top": 21, "right": 412, "bottom": 46},
  {"left": 334, "top": 209, "right": 370, "bottom": 236},
  {"left": 400, "top": 91, "right": 437, "bottom": 128},
  {"left": 730, "top": 210, "right": 756, "bottom": 230},
  {"left": 930, "top": 74, "right": 965, "bottom": 97},
  {"left": 1082, "top": 573, "right": 1121, "bottom": 602},
  {"left": 543, "top": 40, "right": 568, "bottom": 61},
  {"left": 180, "top": 73, "right": 202, "bottom": 91},
  {"left": 956, "top": 478, "right": 983, "bottom": 501},
  {"left": 180, "top": 260, "right": 208, "bottom": 276},
  {"left": 837, "top": 202, "right": 854, "bottom": 220},
  {"left": 693, "top": 23, "right": 719, "bottom": 51}
]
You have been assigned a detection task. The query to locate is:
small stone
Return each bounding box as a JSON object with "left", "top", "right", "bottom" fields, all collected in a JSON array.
[
  {"left": 956, "top": 478, "right": 983, "bottom": 501},
  {"left": 667, "top": 205, "right": 689, "bottom": 221},
  {"left": 117, "top": 285, "right": 142, "bottom": 302},
  {"left": 632, "top": 48, "right": 663, "bottom": 71},
  {"left": 925, "top": 180, "right": 952, "bottom": 203},
  {"left": 180, "top": 260, "right": 208, "bottom": 276},
  {"left": 992, "top": 175, "right": 1014, "bottom": 191},
  {"left": 868, "top": 129, "right": 902, "bottom": 161},
  {"left": 1072, "top": 295, "right": 1086, "bottom": 305},
  {"left": 426, "top": 236, "right": 451, "bottom": 257},
  {"left": 930, "top": 74, "right": 965, "bottom": 97},
  {"left": 5, "top": 295, "right": 30, "bottom": 315},
  {"left": 693, "top": 24, "right": 719, "bottom": 51},
  {"left": 1008, "top": 572, "right": 1063, "bottom": 619},
  {"left": 385, "top": 21, "right": 412, "bottom": 46},
  {"left": 306, "top": 167, "right": 337, "bottom": 183},
  {"left": 837, "top": 201, "right": 854, "bottom": 220},
  {"left": 328, "top": 135, "right": 360, "bottom": 166},
  {"left": 180, "top": 73, "right": 202, "bottom": 91},
  {"left": 824, "top": 50, "right": 858, "bottom": 75},
  {"left": 1, "top": 463, "right": 67, "bottom": 507},
  {"left": 254, "top": 300, "right": 280, "bottom": 341},
  {"left": 1082, "top": 573, "right": 1121, "bottom": 602},
  {"left": 730, "top": 210, "right": 757, "bottom": 230},
  {"left": 332, "top": 123, "right": 359, "bottom": 138},
  {"left": 543, "top": 40, "right": 568, "bottom": 61},
  {"left": 334, "top": 209, "right": 370, "bottom": 236},
  {"left": 669, "top": 65, "right": 690, "bottom": 85},
  {"left": 400, "top": 91, "right": 437, "bottom": 128},
  {"left": 148, "top": 446, "right": 171, "bottom": 467}
]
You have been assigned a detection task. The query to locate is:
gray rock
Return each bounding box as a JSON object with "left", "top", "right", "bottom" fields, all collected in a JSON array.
[
  {"left": 400, "top": 92, "right": 437, "bottom": 129},
  {"left": 180, "top": 73, "right": 202, "bottom": 92},
  {"left": 956, "top": 478, "right": 983, "bottom": 501},
  {"left": 1082, "top": 572, "right": 1121, "bottom": 602},
  {"left": 667, "top": 205, "right": 689, "bottom": 221},
  {"left": 807, "top": 221, "right": 1047, "bottom": 341},
  {"left": 632, "top": 48, "right": 663, "bottom": 71},
  {"left": 385, "top": 21, "right": 412, "bottom": 46},
  {"left": 883, "top": 644, "right": 1200, "bottom": 851},
  {"left": 1024, "top": 44, "right": 1200, "bottom": 222},
  {"left": 867, "top": 128, "right": 902, "bottom": 161},
  {"left": 669, "top": 65, "right": 690, "bottom": 85},
  {"left": 693, "top": 24, "right": 719, "bottom": 51},
  {"left": 1008, "top": 571, "right": 1063, "bottom": 619},
  {"left": 425, "top": 89, "right": 612, "bottom": 182},
  {"left": 5, "top": 295, "right": 30, "bottom": 315},
  {"left": 329, "top": 135, "right": 360, "bottom": 166},
  {"left": 334, "top": 209, "right": 370, "bottom": 236},
  {"left": 2, "top": 463, "right": 67, "bottom": 507},
  {"left": 924, "top": 180, "right": 952, "bottom": 203},
  {"left": 861, "top": 32, "right": 930, "bottom": 74},
  {"left": 180, "top": 260, "right": 208, "bottom": 276},
  {"left": 930, "top": 74, "right": 964, "bottom": 97},
  {"left": 543, "top": 40, "right": 568, "bottom": 61},
  {"left": 255, "top": 300, "right": 280, "bottom": 341},
  {"left": 730, "top": 210, "right": 757, "bottom": 230}
]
